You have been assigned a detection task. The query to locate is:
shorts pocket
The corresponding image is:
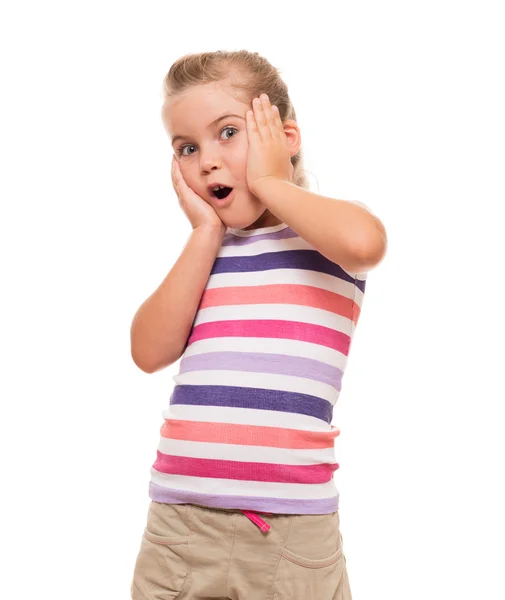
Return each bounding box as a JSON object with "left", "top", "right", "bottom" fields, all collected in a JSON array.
[
  {"left": 281, "top": 542, "right": 343, "bottom": 569},
  {"left": 272, "top": 511, "right": 345, "bottom": 600},
  {"left": 131, "top": 502, "right": 191, "bottom": 600}
]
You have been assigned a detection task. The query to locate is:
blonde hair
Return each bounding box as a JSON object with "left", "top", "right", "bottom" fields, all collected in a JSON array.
[{"left": 162, "top": 49, "right": 309, "bottom": 190}]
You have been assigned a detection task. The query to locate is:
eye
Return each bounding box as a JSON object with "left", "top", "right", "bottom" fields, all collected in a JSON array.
[
  {"left": 220, "top": 126, "right": 238, "bottom": 140},
  {"left": 177, "top": 126, "right": 238, "bottom": 157},
  {"left": 177, "top": 144, "right": 196, "bottom": 157}
]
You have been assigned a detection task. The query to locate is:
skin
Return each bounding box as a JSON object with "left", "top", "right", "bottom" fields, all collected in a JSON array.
[{"left": 161, "top": 81, "right": 301, "bottom": 230}]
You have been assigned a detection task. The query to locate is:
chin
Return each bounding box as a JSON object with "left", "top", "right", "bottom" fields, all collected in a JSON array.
[
  {"left": 222, "top": 207, "right": 267, "bottom": 230},
  {"left": 222, "top": 219, "right": 250, "bottom": 230}
]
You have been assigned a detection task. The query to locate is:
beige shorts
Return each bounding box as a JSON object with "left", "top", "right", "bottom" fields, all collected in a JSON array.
[{"left": 131, "top": 500, "right": 352, "bottom": 600}]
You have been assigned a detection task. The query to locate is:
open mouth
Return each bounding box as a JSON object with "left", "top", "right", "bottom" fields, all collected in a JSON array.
[{"left": 213, "top": 186, "right": 233, "bottom": 200}]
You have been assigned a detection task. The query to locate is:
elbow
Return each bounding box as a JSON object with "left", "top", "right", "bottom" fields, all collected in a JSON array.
[
  {"left": 130, "top": 345, "right": 180, "bottom": 374},
  {"left": 130, "top": 337, "right": 162, "bottom": 373},
  {"left": 130, "top": 320, "right": 164, "bottom": 374},
  {"left": 356, "top": 222, "right": 388, "bottom": 272},
  {"left": 131, "top": 349, "right": 157, "bottom": 374}
]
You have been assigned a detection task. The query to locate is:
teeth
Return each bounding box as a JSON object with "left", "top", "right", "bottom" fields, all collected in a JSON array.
[{"left": 212, "top": 185, "right": 226, "bottom": 192}]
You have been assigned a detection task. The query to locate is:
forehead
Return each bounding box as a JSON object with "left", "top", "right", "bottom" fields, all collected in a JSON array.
[{"left": 162, "top": 82, "right": 248, "bottom": 139}]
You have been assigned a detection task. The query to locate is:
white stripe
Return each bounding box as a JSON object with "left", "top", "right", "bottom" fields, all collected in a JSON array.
[
  {"left": 171, "top": 370, "right": 337, "bottom": 402},
  {"left": 226, "top": 223, "right": 289, "bottom": 237},
  {"left": 182, "top": 337, "right": 349, "bottom": 369},
  {"left": 219, "top": 235, "right": 315, "bottom": 257},
  {"left": 206, "top": 268, "right": 357, "bottom": 297},
  {"left": 150, "top": 469, "right": 339, "bottom": 500},
  {"left": 157, "top": 438, "right": 338, "bottom": 466},
  {"left": 161, "top": 405, "right": 332, "bottom": 432},
  {"left": 193, "top": 302, "right": 354, "bottom": 332},
  {"left": 354, "top": 285, "right": 365, "bottom": 306}
]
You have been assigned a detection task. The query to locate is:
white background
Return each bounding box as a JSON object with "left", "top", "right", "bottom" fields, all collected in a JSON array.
[{"left": 1, "top": 1, "right": 504, "bottom": 598}]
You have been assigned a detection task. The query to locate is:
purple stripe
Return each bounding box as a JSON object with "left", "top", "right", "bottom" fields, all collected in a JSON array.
[
  {"left": 179, "top": 351, "right": 342, "bottom": 391},
  {"left": 221, "top": 229, "right": 366, "bottom": 292},
  {"left": 211, "top": 248, "right": 356, "bottom": 285},
  {"left": 169, "top": 384, "right": 333, "bottom": 424},
  {"left": 149, "top": 481, "right": 339, "bottom": 514}
]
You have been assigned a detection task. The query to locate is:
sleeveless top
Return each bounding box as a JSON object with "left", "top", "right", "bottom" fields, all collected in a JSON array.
[{"left": 148, "top": 221, "right": 368, "bottom": 515}]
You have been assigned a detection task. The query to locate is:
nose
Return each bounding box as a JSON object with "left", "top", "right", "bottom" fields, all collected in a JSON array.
[{"left": 199, "top": 144, "right": 222, "bottom": 174}]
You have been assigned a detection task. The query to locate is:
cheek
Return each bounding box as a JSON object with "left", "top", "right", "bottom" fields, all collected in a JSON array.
[
  {"left": 180, "top": 162, "right": 193, "bottom": 178},
  {"left": 179, "top": 164, "right": 198, "bottom": 189},
  {"left": 232, "top": 143, "right": 249, "bottom": 173}
]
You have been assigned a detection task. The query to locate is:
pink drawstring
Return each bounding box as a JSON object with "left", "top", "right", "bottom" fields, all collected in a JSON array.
[{"left": 241, "top": 510, "right": 273, "bottom": 532}]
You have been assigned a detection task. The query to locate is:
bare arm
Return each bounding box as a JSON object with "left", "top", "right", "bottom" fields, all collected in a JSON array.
[
  {"left": 130, "top": 224, "right": 226, "bottom": 373},
  {"left": 250, "top": 178, "right": 387, "bottom": 273}
]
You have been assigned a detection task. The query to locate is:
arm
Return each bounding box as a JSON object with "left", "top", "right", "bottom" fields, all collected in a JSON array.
[
  {"left": 130, "top": 224, "right": 225, "bottom": 374},
  {"left": 250, "top": 178, "right": 387, "bottom": 273}
]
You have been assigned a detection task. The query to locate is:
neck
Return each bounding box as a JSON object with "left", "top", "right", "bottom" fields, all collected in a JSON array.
[{"left": 243, "top": 209, "right": 282, "bottom": 230}]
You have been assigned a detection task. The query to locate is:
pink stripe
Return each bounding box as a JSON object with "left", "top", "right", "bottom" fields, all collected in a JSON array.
[
  {"left": 188, "top": 319, "right": 350, "bottom": 354},
  {"left": 160, "top": 419, "right": 340, "bottom": 449},
  {"left": 199, "top": 284, "right": 355, "bottom": 320},
  {"left": 153, "top": 451, "right": 339, "bottom": 483}
]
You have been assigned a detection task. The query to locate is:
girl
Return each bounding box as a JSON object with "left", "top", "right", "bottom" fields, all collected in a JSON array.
[{"left": 130, "top": 50, "right": 387, "bottom": 600}]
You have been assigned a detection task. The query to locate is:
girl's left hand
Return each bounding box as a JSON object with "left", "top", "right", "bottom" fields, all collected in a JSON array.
[{"left": 246, "top": 94, "right": 294, "bottom": 195}]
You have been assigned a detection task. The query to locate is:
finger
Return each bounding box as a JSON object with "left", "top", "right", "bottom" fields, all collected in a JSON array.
[
  {"left": 260, "top": 94, "right": 276, "bottom": 138},
  {"left": 246, "top": 108, "right": 260, "bottom": 140},
  {"left": 171, "top": 159, "right": 180, "bottom": 192},
  {"left": 272, "top": 106, "right": 288, "bottom": 145},
  {"left": 271, "top": 104, "right": 283, "bottom": 128},
  {"left": 253, "top": 96, "right": 269, "bottom": 140},
  {"left": 172, "top": 157, "right": 183, "bottom": 181}
]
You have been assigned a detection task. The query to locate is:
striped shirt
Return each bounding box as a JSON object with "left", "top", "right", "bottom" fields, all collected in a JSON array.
[{"left": 148, "top": 219, "right": 368, "bottom": 514}]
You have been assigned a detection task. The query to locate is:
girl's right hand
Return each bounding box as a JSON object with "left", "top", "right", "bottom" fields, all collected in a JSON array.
[{"left": 171, "top": 155, "right": 227, "bottom": 235}]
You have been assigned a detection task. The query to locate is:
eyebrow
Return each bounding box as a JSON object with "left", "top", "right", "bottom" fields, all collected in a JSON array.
[{"left": 171, "top": 113, "right": 246, "bottom": 146}]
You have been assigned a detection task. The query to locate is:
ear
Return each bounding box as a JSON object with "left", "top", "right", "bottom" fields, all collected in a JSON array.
[{"left": 282, "top": 119, "right": 302, "bottom": 159}]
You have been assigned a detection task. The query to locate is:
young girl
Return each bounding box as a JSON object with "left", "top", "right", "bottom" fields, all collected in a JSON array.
[{"left": 130, "top": 50, "right": 387, "bottom": 600}]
